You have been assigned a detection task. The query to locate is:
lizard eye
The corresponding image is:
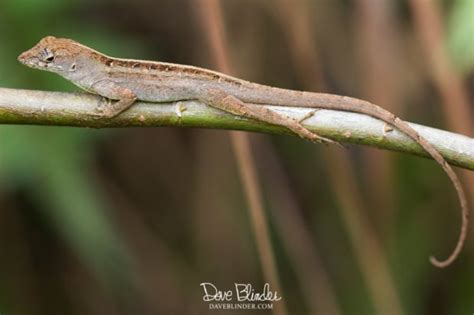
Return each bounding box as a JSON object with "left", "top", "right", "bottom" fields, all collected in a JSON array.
[{"left": 42, "top": 49, "right": 55, "bottom": 63}]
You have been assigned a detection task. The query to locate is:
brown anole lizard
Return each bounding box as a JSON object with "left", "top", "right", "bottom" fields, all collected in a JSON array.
[{"left": 18, "top": 36, "right": 469, "bottom": 267}]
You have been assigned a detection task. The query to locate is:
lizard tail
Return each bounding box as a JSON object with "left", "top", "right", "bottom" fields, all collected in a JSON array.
[
  {"left": 264, "top": 90, "right": 470, "bottom": 267},
  {"left": 239, "top": 84, "right": 469, "bottom": 267},
  {"left": 342, "top": 98, "right": 469, "bottom": 268}
]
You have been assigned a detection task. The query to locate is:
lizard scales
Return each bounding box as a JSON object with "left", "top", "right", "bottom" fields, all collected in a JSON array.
[{"left": 18, "top": 36, "right": 469, "bottom": 268}]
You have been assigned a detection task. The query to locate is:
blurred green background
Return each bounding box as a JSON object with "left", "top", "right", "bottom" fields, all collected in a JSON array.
[{"left": 0, "top": 0, "right": 473, "bottom": 314}]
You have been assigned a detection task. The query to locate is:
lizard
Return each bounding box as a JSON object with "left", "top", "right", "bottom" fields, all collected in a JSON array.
[{"left": 17, "top": 36, "right": 469, "bottom": 268}]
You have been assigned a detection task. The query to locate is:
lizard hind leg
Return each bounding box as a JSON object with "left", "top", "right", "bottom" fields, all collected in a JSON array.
[
  {"left": 288, "top": 122, "right": 337, "bottom": 145},
  {"left": 202, "top": 89, "right": 337, "bottom": 145}
]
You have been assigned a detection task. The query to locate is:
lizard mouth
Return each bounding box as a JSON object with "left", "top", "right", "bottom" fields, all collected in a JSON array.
[
  {"left": 17, "top": 51, "right": 31, "bottom": 64},
  {"left": 17, "top": 53, "right": 45, "bottom": 69}
]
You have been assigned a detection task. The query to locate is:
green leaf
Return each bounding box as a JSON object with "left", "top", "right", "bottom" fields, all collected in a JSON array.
[{"left": 448, "top": 0, "right": 474, "bottom": 73}]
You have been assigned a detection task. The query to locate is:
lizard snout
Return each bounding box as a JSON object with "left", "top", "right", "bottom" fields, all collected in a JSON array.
[
  {"left": 17, "top": 50, "right": 39, "bottom": 68},
  {"left": 17, "top": 51, "right": 30, "bottom": 64}
]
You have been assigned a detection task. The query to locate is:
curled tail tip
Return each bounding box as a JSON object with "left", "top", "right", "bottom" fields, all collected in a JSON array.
[{"left": 429, "top": 255, "right": 455, "bottom": 268}]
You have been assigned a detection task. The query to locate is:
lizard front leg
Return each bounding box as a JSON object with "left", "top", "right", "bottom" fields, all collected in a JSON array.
[
  {"left": 202, "top": 89, "right": 336, "bottom": 145},
  {"left": 90, "top": 79, "right": 137, "bottom": 118}
]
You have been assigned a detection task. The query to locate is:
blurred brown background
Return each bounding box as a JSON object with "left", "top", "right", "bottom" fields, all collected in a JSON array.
[{"left": 0, "top": 0, "right": 473, "bottom": 314}]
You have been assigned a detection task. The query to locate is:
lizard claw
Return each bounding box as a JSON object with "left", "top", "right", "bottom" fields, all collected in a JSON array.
[
  {"left": 91, "top": 108, "right": 118, "bottom": 119},
  {"left": 95, "top": 97, "right": 111, "bottom": 112},
  {"left": 92, "top": 98, "right": 119, "bottom": 118},
  {"left": 89, "top": 111, "right": 108, "bottom": 119},
  {"left": 309, "top": 133, "right": 345, "bottom": 148}
]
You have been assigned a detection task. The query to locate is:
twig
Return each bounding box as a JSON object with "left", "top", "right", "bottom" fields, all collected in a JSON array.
[
  {"left": 196, "top": 1, "right": 288, "bottom": 315},
  {"left": 1, "top": 87, "right": 473, "bottom": 170}
]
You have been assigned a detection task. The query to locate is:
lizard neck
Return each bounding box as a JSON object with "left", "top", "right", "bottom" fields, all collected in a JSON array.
[{"left": 59, "top": 53, "right": 108, "bottom": 90}]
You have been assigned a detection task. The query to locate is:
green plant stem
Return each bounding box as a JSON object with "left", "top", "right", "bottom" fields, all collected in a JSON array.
[{"left": 1, "top": 87, "right": 473, "bottom": 170}]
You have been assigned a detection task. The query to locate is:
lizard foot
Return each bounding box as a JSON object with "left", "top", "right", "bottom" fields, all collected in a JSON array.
[
  {"left": 310, "top": 134, "right": 338, "bottom": 146},
  {"left": 298, "top": 109, "right": 319, "bottom": 123},
  {"left": 306, "top": 131, "right": 345, "bottom": 148},
  {"left": 91, "top": 97, "right": 112, "bottom": 118},
  {"left": 89, "top": 110, "right": 116, "bottom": 119},
  {"left": 291, "top": 121, "right": 344, "bottom": 147},
  {"left": 95, "top": 97, "right": 111, "bottom": 112},
  {"left": 98, "top": 108, "right": 119, "bottom": 118},
  {"left": 92, "top": 98, "right": 122, "bottom": 118}
]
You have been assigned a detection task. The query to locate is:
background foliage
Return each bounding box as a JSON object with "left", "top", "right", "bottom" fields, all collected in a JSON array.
[{"left": 0, "top": 0, "right": 472, "bottom": 314}]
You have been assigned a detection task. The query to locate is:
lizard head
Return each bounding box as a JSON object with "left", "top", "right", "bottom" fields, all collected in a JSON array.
[{"left": 18, "top": 36, "right": 97, "bottom": 76}]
